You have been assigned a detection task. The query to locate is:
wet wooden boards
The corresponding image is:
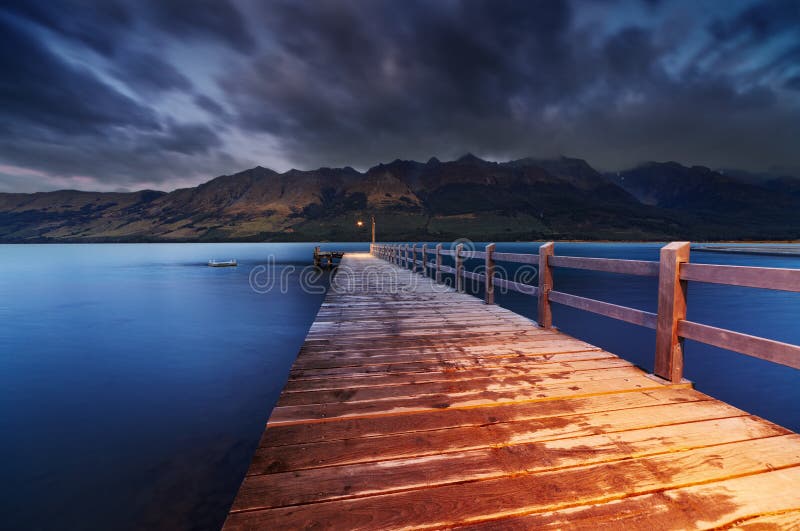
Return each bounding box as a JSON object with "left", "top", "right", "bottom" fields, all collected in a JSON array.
[{"left": 224, "top": 253, "right": 800, "bottom": 530}]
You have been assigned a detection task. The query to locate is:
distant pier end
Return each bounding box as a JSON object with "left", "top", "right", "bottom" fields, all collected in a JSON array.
[{"left": 312, "top": 246, "right": 345, "bottom": 268}]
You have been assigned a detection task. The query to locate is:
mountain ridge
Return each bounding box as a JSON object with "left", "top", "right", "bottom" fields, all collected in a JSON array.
[{"left": 1, "top": 155, "right": 799, "bottom": 242}]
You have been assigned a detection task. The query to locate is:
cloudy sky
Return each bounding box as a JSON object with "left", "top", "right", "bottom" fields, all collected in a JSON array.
[{"left": 1, "top": 0, "right": 799, "bottom": 192}]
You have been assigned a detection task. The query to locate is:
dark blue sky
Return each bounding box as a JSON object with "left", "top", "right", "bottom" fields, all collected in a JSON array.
[{"left": 1, "top": 0, "right": 799, "bottom": 192}]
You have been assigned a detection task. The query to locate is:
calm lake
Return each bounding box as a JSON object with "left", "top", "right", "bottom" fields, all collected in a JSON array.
[{"left": 1, "top": 242, "right": 798, "bottom": 530}]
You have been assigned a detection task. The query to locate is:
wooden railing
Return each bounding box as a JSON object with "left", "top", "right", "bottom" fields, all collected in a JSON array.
[{"left": 372, "top": 242, "right": 800, "bottom": 383}]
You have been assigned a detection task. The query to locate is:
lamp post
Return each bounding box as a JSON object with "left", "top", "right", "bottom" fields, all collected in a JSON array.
[{"left": 356, "top": 216, "right": 376, "bottom": 252}]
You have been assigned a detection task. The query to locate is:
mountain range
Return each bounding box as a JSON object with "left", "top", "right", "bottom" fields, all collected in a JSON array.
[{"left": 1, "top": 155, "right": 799, "bottom": 242}]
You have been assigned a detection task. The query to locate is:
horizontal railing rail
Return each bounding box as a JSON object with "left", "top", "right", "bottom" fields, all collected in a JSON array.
[
  {"left": 371, "top": 241, "right": 800, "bottom": 383},
  {"left": 549, "top": 255, "right": 660, "bottom": 277}
]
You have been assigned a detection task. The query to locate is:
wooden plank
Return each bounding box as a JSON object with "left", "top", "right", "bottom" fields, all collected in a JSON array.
[
  {"left": 485, "top": 243, "right": 496, "bottom": 304},
  {"left": 296, "top": 342, "right": 590, "bottom": 365},
  {"left": 296, "top": 336, "right": 595, "bottom": 359},
  {"left": 492, "top": 252, "right": 538, "bottom": 264},
  {"left": 304, "top": 324, "right": 556, "bottom": 341},
  {"left": 435, "top": 243, "right": 442, "bottom": 283},
  {"left": 232, "top": 415, "right": 786, "bottom": 511},
  {"left": 494, "top": 277, "right": 538, "bottom": 296},
  {"left": 259, "top": 387, "right": 712, "bottom": 447},
  {"left": 538, "top": 242, "right": 555, "bottom": 328},
  {"left": 549, "top": 255, "right": 660, "bottom": 277},
  {"left": 461, "top": 250, "right": 487, "bottom": 260},
  {"left": 266, "top": 374, "right": 680, "bottom": 426},
  {"left": 224, "top": 436, "right": 800, "bottom": 529},
  {"left": 311, "top": 329, "right": 578, "bottom": 345},
  {"left": 462, "top": 465, "right": 800, "bottom": 530},
  {"left": 654, "top": 241, "right": 690, "bottom": 383},
  {"left": 288, "top": 350, "right": 615, "bottom": 381},
  {"left": 282, "top": 358, "right": 634, "bottom": 392},
  {"left": 728, "top": 509, "right": 800, "bottom": 529},
  {"left": 681, "top": 262, "right": 800, "bottom": 292},
  {"left": 549, "top": 290, "right": 658, "bottom": 329},
  {"left": 455, "top": 243, "right": 464, "bottom": 292},
  {"left": 276, "top": 366, "right": 646, "bottom": 407},
  {"left": 267, "top": 390, "right": 713, "bottom": 452},
  {"left": 461, "top": 269, "right": 485, "bottom": 282},
  {"left": 254, "top": 399, "right": 746, "bottom": 473},
  {"left": 678, "top": 319, "right": 800, "bottom": 370}
]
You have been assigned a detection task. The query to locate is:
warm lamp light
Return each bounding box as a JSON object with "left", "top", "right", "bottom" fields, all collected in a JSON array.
[{"left": 356, "top": 220, "right": 364, "bottom": 227}]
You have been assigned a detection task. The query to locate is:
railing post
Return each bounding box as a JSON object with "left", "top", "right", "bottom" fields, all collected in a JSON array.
[
  {"left": 435, "top": 243, "right": 442, "bottom": 283},
  {"left": 537, "top": 242, "right": 554, "bottom": 328},
  {"left": 421, "top": 244, "right": 428, "bottom": 277},
  {"left": 404, "top": 244, "right": 409, "bottom": 268},
  {"left": 485, "top": 243, "right": 496, "bottom": 304},
  {"left": 455, "top": 243, "right": 464, "bottom": 292},
  {"left": 412, "top": 244, "right": 417, "bottom": 273},
  {"left": 654, "top": 241, "right": 690, "bottom": 383}
]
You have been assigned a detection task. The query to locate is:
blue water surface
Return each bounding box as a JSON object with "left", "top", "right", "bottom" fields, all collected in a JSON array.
[
  {"left": 1, "top": 241, "right": 798, "bottom": 530},
  {"left": 0, "top": 243, "right": 364, "bottom": 531}
]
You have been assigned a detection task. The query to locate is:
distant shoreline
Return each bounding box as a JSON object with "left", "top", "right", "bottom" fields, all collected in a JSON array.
[{"left": 1, "top": 239, "right": 798, "bottom": 245}]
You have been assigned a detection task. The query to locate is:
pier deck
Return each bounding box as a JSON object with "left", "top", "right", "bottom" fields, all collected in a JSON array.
[{"left": 225, "top": 252, "right": 800, "bottom": 529}]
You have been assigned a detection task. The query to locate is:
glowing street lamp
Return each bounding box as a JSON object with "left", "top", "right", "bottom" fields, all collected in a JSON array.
[{"left": 356, "top": 216, "right": 376, "bottom": 244}]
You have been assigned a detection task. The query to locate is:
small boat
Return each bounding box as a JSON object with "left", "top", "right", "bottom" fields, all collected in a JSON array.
[{"left": 208, "top": 259, "right": 237, "bottom": 267}]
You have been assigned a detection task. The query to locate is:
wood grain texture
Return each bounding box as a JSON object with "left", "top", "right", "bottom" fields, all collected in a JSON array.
[
  {"left": 549, "top": 290, "right": 658, "bottom": 329},
  {"left": 484, "top": 243, "right": 496, "bottom": 305},
  {"left": 549, "top": 255, "right": 660, "bottom": 276},
  {"left": 654, "top": 241, "right": 690, "bottom": 382},
  {"left": 681, "top": 262, "right": 800, "bottom": 292},
  {"left": 679, "top": 319, "right": 800, "bottom": 370},
  {"left": 224, "top": 252, "right": 800, "bottom": 530},
  {"left": 538, "top": 242, "right": 555, "bottom": 328}
]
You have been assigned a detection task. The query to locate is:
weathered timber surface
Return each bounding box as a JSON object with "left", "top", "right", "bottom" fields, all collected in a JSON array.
[{"left": 224, "top": 252, "right": 800, "bottom": 530}]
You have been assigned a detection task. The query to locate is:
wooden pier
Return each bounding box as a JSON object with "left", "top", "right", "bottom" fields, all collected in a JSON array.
[
  {"left": 313, "top": 246, "right": 345, "bottom": 268},
  {"left": 225, "top": 243, "right": 800, "bottom": 529}
]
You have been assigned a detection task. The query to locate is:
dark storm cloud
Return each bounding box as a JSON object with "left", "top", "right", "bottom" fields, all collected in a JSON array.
[
  {"left": 3, "top": 0, "right": 133, "bottom": 57},
  {"left": 0, "top": 0, "right": 799, "bottom": 192},
  {"left": 222, "top": 0, "right": 579, "bottom": 167},
  {"left": 786, "top": 75, "right": 800, "bottom": 91},
  {"left": 145, "top": 0, "right": 256, "bottom": 54},
  {"left": 109, "top": 50, "right": 193, "bottom": 94},
  {"left": 194, "top": 94, "right": 227, "bottom": 116},
  {"left": 4, "top": 0, "right": 255, "bottom": 55},
  {"left": 219, "top": 0, "right": 800, "bottom": 173},
  {"left": 709, "top": 0, "right": 800, "bottom": 42},
  {"left": 0, "top": 16, "right": 158, "bottom": 134},
  {"left": 151, "top": 121, "right": 223, "bottom": 155},
  {"left": 0, "top": 0, "right": 247, "bottom": 190}
]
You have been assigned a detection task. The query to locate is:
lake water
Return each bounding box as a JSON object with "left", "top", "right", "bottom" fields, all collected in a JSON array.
[{"left": 1, "top": 242, "right": 798, "bottom": 530}]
